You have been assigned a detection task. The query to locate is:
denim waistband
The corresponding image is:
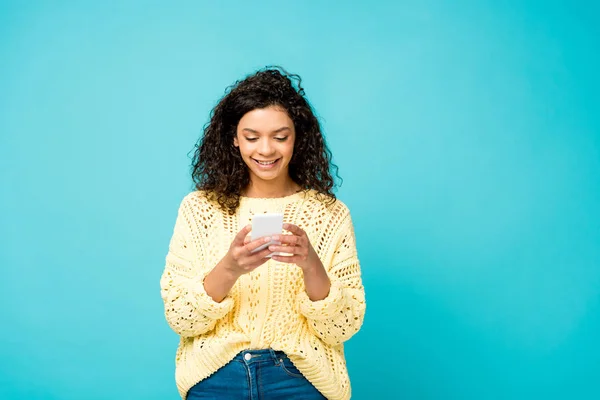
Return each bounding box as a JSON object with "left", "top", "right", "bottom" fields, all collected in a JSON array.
[{"left": 233, "top": 349, "right": 287, "bottom": 365}]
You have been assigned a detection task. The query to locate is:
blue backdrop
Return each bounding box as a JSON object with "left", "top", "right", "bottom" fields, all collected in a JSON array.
[{"left": 1, "top": 1, "right": 599, "bottom": 399}]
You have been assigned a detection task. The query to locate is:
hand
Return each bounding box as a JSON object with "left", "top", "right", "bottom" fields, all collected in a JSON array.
[
  {"left": 269, "top": 223, "right": 322, "bottom": 271},
  {"left": 221, "top": 224, "right": 273, "bottom": 277}
]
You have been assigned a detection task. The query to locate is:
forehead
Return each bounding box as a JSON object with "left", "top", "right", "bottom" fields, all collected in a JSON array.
[{"left": 238, "top": 107, "right": 294, "bottom": 132}]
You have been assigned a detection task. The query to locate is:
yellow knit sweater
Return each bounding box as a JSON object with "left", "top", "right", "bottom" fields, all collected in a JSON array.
[{"left": 160, "top": 189, "right": 366, "bottom": 400}]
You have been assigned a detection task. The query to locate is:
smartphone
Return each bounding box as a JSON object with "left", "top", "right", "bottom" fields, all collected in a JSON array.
[{"left": 250, "top": 213, "right": 284, "bottom": 256}]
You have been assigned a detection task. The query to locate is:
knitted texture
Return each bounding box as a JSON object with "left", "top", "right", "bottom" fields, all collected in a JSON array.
[{"left": 160, "top": 190, "right": 366, "bottom": 400}]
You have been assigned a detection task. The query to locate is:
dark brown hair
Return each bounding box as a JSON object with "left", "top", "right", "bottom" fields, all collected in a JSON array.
[{"left": 191, "top": 66, "right": 340, "bottom": 214}]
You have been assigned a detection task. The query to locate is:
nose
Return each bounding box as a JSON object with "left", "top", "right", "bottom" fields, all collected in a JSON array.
[{"left": 257, "top": 138, "right": 274, "bottom": 156}]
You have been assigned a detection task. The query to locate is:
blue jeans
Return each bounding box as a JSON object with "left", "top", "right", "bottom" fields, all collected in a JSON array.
[{"left": 187, "top": 349, "right": 327, "bottom": 400}]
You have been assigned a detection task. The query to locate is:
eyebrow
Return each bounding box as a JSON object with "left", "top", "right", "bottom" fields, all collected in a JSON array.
[{"left": 242, "top": 127, "right": 291, "bottom": 134}]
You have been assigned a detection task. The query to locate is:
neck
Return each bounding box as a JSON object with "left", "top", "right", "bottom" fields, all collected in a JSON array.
[{"left": 243, "top": 175, "right": 300, "bottom": 198}]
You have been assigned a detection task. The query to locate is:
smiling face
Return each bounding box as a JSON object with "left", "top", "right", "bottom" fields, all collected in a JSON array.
[{"left": 234, "top": 106, "right": 296, "bottom": 188}]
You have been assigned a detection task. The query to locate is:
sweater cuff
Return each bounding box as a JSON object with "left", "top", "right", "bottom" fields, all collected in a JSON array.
[
  {"left": 191, "top": 270, "right": 234, "bottom": 320},
  {"left": 298, "top": 280, "right": 345, "bottom": 321}
]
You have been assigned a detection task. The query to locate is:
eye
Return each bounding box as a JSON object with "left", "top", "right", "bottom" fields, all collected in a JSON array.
[
  {"left": 274, "top": 136, "right": 288, "bottom": 142},
  {"left": 245, "top": 137, "right": 258, "bottom": 142}
]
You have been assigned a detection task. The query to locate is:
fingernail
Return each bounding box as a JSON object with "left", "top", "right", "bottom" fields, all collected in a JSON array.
[{"left": 264, "top": 237, "right": 271, "bottom": 242}]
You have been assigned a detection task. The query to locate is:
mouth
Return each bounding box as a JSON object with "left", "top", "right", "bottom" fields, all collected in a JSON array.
[{"left": 252, "top": 158, "right": 280, "bottom": 169}]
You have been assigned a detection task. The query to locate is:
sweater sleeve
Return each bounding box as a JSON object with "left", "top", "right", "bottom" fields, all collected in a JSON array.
[
  {"left": 297, "top": 208, "right": 366, "bottom": 347},
  {"left": 160, "top": 196, "right": 234, "bottom": 338}
]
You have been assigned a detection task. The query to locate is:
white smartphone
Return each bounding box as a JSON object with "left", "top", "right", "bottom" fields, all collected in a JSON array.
[{"left": 250, "top": 213, "right": 284, "bottom": 256}]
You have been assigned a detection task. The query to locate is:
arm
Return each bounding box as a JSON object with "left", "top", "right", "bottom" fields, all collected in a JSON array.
[
  {"left": 296, "top": 211, "right": 366, "bottom": 347},
  {"left": 203, "top": 259, "right": 239, "bottom": 303},
  {"left": 159, "top": 198, "right": 234, "bottom": 337}
]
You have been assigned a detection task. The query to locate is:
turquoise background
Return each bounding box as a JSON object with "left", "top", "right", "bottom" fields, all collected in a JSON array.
[{"left": 1, "top": 1, "right": 599, "bottom": 399}]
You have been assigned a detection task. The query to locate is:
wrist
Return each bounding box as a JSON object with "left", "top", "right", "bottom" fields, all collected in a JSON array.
[
  {"left": 302, "top": 262, "right": 331, "bottom": 302},
  {"left": 218, "top": 255, "right": 242, "bottom": 282},
  {"left": 301, "top": 254, "right": 325, "bottom": 274}
]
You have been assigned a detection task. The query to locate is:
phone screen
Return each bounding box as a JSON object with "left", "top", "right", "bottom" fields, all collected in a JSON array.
[{"left": 251, "top": 213, "right": 283, "bottom": 255}]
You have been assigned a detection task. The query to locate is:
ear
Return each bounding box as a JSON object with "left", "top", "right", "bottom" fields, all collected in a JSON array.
[{"left": 233, "top": 136, "right": 239, "bottom": 147}]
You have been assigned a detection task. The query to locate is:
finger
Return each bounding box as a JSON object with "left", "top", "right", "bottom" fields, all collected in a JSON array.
[
  {"left": 268, "top": 245, "right": 303, "bottom": 255},
  {"left": 243, "top": 250, "right": 273, "bottom": 271},
  {"left": 242, "top": 250, "right": 273, "bottom": 269},
  {"left": 249, "top": 247, "right": 275, "bottom": 262},
  {"left": 283, "top": 223, "right": 305, "bottom": 236},
  {"left": 271, "top": 254, "right": 306, "bottom": 264},
  {"left": 244, "top": 236, "right": 274, "bottom": 253},
  {"left": 234, "top": 225, "right": 252, "bottom": 245},
  {"left": 272, "top": 234, "right": 301, "bottom": 246},
  {"left": 244, "top": 235, "right": 251, "bottom": 245}
]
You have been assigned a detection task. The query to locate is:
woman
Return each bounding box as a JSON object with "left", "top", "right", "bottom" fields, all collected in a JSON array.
[{"left": 160, "top": 67, "right": 366, "bottom": 400}]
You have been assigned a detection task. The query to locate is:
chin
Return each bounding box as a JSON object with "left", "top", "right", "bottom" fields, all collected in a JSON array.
[{"left": 253, "top": 171, "right": 281, "bottom": 181}]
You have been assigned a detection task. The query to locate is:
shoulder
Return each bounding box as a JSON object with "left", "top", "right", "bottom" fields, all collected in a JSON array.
[
  {"left": 178, "top": 190, "right": 222, "bottom": 215},
  {"left": 173, "top": 191, "right": 226, "bottom": 237},
  {"left": 303, "top": 190, "right": 353, "bottom": 223}
]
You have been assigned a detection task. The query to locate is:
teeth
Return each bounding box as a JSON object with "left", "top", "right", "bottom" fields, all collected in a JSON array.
[{"left": 257, "top": 160, "right": 276, "bottom": 165}]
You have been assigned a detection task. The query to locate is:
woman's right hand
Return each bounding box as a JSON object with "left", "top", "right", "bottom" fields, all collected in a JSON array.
[{"left": 221, "top": 224, "right": 273, "bottom": 277}]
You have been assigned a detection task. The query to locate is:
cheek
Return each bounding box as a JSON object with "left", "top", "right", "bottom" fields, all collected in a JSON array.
[
  {"left": 284, "top": 141, "right": 295, "bottom": 158},
  {"left": 237, "top": 144, "right": 252, "bottom": 158}
]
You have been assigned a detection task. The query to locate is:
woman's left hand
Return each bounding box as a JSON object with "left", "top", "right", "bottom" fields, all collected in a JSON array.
[
  {"left": 269, "top": 223, "right": 322, "bottom": 272},
  {"left": 271, "top": 223, "right": 331, "bottom": 301}
]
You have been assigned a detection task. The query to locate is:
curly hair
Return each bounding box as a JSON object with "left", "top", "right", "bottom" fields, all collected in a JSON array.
[{"left": 191, "top": 66, "right": 340, "bottom": 215}]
